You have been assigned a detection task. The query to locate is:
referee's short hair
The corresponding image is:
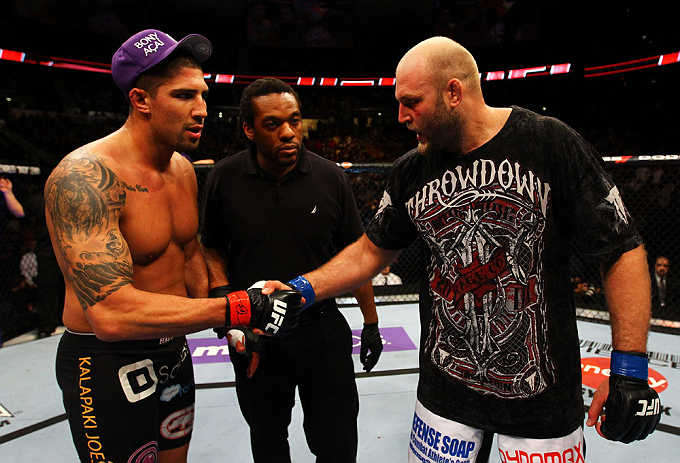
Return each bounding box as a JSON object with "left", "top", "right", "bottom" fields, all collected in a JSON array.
[{"left": 239, "top": 77, "right": 302, "bottom": 127}]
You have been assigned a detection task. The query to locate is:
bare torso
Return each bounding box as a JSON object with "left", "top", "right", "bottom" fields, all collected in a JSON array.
[{"left": 49, "top": 133, "right": 199, "bottom": 333}]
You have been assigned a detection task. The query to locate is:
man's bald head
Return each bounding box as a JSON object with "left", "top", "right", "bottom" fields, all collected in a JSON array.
[{"left": 397, "top": 37, "right": 481, "bottom": 95}]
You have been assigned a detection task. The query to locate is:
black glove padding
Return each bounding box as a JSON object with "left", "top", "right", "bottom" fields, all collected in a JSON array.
[
  {"left": 224, "top": 326, "right": 263, "bottom": 358},
  {"left": 247, "top": 287, "right": 301, "bottom": 337},
  {"left": 210, "top": 285, "right": 232, "bottom": 339},
  {"left": 601, "top": 373, "right": 661, "bottom": 443},
  {"left": 360, "top": 322, "right": 383, "bottom": 372},
  {"left": 209, "top": 284, "right": 232, "bottom": 298}
]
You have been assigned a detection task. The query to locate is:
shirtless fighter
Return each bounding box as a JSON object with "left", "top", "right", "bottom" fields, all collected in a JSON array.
[{"left": 45, "top": 29, "right": 300, "bottom": 463}]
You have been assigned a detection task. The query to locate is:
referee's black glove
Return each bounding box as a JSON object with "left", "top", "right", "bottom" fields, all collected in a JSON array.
[{"left": 360, "top": 322, "right": 383, "bottom": 372}]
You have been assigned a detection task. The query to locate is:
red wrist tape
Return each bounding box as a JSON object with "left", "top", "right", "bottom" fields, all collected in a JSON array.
[{"left": 227, "top": 291, "right": 251, "bottom": 326}]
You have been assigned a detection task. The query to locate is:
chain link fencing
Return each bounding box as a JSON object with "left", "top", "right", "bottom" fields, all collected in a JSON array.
[
  {"left": 199, "top": 157, "right": 680, "bottom": 333},
  {"left": 2, "top": 158, "right": 678, "bottom": 343},
  {"left": 0, "top": 165, "right": 43, "bottom": 343}
]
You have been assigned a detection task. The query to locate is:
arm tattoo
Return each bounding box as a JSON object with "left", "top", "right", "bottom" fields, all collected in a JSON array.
[{"left": 45, "top": 154, "right": 133, "bottom": 309}]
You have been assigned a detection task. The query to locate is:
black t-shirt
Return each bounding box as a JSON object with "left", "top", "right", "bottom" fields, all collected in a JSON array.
[
  {"left": 366, "top": 106, "right": 642, "bottom": 437},
  {"left": 201, "top": 145, "right": 364, "bottom": 320}
]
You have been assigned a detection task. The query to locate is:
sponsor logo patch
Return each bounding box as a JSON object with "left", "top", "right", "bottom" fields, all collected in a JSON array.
[
  {"left": 161, "top": 405, "right": 194, "bottom": 439},
  {"left": 119, "top": 359, "right": 158, "bottom": 403}
]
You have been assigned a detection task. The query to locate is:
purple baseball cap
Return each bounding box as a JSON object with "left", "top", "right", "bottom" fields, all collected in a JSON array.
[{"left": 111, "top": 29, "right": 213, "bottom": 100}]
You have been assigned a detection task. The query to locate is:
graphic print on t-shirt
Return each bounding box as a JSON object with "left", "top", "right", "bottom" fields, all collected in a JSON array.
[{"left": 405, "top": 158, "right": 554, "bottom": 399}]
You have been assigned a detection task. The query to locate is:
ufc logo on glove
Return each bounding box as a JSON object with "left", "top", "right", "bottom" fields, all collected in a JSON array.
[
  {"left": 221, "top": 281, "right": 302, "bottom": 338},
  {"left": 636, "top": 398, "right": 661, "bottom": 417},
  {"left": 264, "top": 299, "right": 288, "bottom": 335}
]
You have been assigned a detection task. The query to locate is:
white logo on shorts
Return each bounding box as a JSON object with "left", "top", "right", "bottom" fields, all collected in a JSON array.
[
  {"left": 161, "top": 404, "right": 195, "bottom": 439},
  {"left": 118, "top": 359, "right": 158, "bottom": 403}
]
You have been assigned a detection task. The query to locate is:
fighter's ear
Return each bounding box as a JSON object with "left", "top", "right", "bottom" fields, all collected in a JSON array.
[
  {"left": 443, "top": 78, "right": 463, "bottom": 108},
  {"left": 129, "top": 88, "right": 151, "bottom": 114}
]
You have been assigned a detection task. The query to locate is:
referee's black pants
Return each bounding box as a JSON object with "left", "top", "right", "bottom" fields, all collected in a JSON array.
[{"left": 232, "top": 306, "right": 359, "bottom": 463}]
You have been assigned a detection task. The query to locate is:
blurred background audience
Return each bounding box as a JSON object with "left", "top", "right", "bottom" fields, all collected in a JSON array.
[{"left": 1, "top": 0, "right": 678, "bottom": 343}]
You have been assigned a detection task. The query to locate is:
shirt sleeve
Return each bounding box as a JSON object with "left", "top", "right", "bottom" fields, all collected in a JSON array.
[
  {"left": 557, "top": 122, "right": 643, "bottom": 261},
  {"left": 365, "top": 160, "right": 419, "bottom": 250}
]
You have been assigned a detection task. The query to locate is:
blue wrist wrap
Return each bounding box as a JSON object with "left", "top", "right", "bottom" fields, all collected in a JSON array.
[
  {"left": 610, "top": 351, "right": 648, "bottom": 381},
  {"left": 288, "top": 276, "right": 315, "bottom": 310}
]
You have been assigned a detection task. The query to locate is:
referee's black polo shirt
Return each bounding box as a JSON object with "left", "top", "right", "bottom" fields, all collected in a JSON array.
[{"left": 200, "top": 144, "right": 364, "bottom": 316}]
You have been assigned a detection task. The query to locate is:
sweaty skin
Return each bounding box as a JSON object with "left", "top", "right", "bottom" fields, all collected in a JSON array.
[{"left": 44, "top": 65, "right": 227, "bottom": 341}]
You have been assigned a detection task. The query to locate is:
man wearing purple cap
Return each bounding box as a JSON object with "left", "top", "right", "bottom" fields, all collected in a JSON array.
[{"left": 46, "top": 29, "right": 302, "bottom": 463}]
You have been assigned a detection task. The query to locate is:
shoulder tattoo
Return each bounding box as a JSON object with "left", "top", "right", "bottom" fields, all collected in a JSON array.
[{"left": 45, "top": 154, "right": 133, "bottom": 309}]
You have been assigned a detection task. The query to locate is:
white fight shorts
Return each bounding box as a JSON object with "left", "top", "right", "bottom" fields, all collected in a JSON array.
[{"left": 408, "top": 399, "right": 585, "bottom": 463}]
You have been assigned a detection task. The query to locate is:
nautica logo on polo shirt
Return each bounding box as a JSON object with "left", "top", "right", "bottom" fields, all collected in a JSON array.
[
  {"left": 134, "top": 32, "right": 166, "bottom": 56},
  {"left": 311, "top": 205, "right": 317, "bottom": 214}
]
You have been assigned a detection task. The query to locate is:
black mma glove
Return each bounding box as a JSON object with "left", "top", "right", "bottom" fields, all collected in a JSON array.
[
  {"left": 221, "top": 281, "right": 302, "bottom": 337},
  {"left": 601, "top": 350, "right": 661, "bottom": 443},
  {"left": 360, "top": 322, "right": 383, "bottom": 372},
  {"left": 224, "top": 326, "right": 263, "bottom": 358},
  {"left": 209, "top": 285, "right": 233, "bottom": 339}
]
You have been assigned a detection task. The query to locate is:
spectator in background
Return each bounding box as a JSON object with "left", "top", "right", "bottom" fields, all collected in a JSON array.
[
  {"left": 293, "top": 0, "right": 355, "bottom": 48},
  {"left": 1, "top": 176, "right": 37, "bottom": 341},
  {"left": 571, "top": 276, "right": 603, "bottom": 310},
  {"left": 13, "top": 237, "right": 39, "bottom": 315},
  {"left": 22, "top": 164, "right": 66, "bottom": 338},
  {"left": 651, "top": 256, "right": 678, "bottom": 319},
  {"left": 275, "top": 3, "right": 305, "bottom": 47},
  {"left": 19, "top": 238, "right": 38, "bottom": 286},
  {"left": 0, "top": 177, "right": 25, "bottom": 218},
  {"left": 372, "top": 264, "right": 402, "bottom": 286},
  {"left": 247, "top": 1, "right": 276, "bottom": 45}
]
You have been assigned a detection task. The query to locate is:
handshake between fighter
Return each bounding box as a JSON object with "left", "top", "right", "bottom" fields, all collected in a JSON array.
[{"left": 210, "top": 281, "right": 302, "bottom": 338}]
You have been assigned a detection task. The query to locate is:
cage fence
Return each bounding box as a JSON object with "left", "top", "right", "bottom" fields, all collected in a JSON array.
[
  {"left": 0, "top": 165, "right": 43, "bottom": 343},
  {"left": 2, "top": 157, "right": 678, "bottom": 343},
  {"left": 198, "top": 157, "right": 680, "bottom": 332}
]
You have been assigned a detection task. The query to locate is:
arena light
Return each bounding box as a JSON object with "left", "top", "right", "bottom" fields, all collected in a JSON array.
[
  {"left": 340, "top": 79, "right": 375, "bottom": 86},
  {"left": 550, "top": 63, "right": 572, "bottom": 74},
  {"left": 508, "top": 66, "right": 547, "bottom": 79},
  {"left": 215, "top": 74, "right": 234, "bottom": 83},
  {"left": 658, "top": 51, "right": 680, "bottom": 66},
  {"left": 379, "top": 77, "right": 396, "bottom": 86},
  {"left": 297, "top": 77, "right": 316, "bottom": 86},
  {"left": 583, "top": 52, "right": 679, "bottom": 77},
  {"left": 485, "top": 71, "right": 506, "bottom": 81},
  {"left": 0, "top": 49, "right": 25, "bottom": 62},
  {"left": 0, "top": 47, "right": 678, "bottom": 85},
  {"left": 602, "top": 154, "right": 680, "bottom": 164}
]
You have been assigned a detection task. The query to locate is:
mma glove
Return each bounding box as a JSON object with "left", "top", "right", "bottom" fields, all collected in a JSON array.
[
  {"left": 601, "top": 350, "right": 661, "bottom": 443},
  {"left": 223, "top": 326, "right": 264, "bottom": 359},
  {"left": 215, "top": 281, "right": 302, "bottom": 337},
  {"left": 360, "top": 322, "right": 383, "bottom": 372},
  {"left": 209, "top": 284, "right": 233, "bottom": 339}
]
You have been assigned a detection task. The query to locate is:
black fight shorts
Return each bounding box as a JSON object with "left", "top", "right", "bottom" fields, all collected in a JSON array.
[{"left": 56, "top": 331, "right": 195, "bottom": 463}]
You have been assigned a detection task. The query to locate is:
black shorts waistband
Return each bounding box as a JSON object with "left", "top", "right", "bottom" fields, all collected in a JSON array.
[{"left": 61, "top": 329, "right": 182, "bottom": 350}]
